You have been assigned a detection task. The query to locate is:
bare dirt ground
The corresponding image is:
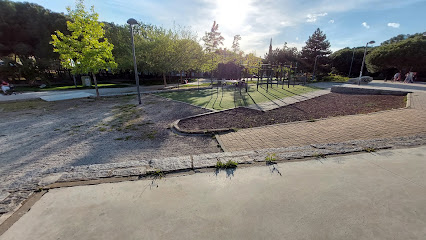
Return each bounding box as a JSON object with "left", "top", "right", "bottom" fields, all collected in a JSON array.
[{"left": 0, "top": 95, "right": 220, "bottom": 192}]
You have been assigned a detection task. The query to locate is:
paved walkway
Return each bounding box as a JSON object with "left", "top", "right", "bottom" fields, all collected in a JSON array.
[
  {"left": 217, "top": 92, "right": 426, "bottom": 152},
  {"left": 0, "top": 85, "right": 177, "bottom": 102},
  {"left": 2, "top": 146, "right": 426, "bottom": 240}
]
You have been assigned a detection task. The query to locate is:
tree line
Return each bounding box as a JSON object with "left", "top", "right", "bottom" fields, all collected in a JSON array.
[{"left": 1, "top": 0, "right": 424, "bottom": 86}]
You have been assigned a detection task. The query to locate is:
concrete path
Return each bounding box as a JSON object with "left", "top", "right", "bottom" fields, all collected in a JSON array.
[
  {"left": 1, "top": 146, "right": 426, "bottom": 240},
  {"left": 217, "top": 92, "right": 426, "bottom": 152},
  {"left": 0, "top": 85, "right": 175, "bottom": 102}
]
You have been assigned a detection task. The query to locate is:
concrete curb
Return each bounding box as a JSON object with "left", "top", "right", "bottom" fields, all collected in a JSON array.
[{"left": 171, "top": 107, "right": 251, "bottom": 135}]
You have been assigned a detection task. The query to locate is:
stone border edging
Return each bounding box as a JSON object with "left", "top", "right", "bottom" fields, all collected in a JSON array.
[
  {"left": 406, "top": 93, "right": 412, "bottom": 108},
  {"left": 171, "top": 107, "right": 252, "bottom": 135}
]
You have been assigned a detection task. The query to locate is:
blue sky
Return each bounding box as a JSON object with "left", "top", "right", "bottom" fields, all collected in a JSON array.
[{"left": 13, "top": 0, "right": 426, "bottom": 57}]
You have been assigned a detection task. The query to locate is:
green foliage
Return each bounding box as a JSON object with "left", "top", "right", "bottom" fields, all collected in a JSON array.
[
  {"left": 366, "top": 34, "right": 426, "bottom": 73},
  {"left": 156, "top": 85, "right": 318, "bottom": 110},
  {"left": 364, "top": 147, "right": 376, "bottom": 153},
  {"left": 330, "top": 47, "right": 370, "bottom": 77},
  {"left": 265, "top": 153, "right": 277, "bottom": 163},
  {"left": 0, "top": 0, "right": 68, "bottom": 81},
  {"left": 103, "top": 22, "right": 133, "bottom": 70},
  {"left": 313, "top": 153, "right": 325, "bottom": 158},
  {"left": 265, "top": 42, "right": 299, "bottom": 65},
  {"left": 51, "top": 0, "right": 117, "bottom": 76},
  {"left": 216, "top": 160, "right": 238, "bottom": 169},
  {"left": 321, "top": 74, "right": 349, "bottom": 82},
  {"left": 301, "top": 28, "right": 331, "bottom": 73},
  {"left": 244, "top": 53, "right": 262, "bottom": 76}
]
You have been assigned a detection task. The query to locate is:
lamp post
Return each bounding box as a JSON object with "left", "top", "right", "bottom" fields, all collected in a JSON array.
[
  {"left": 127, "top": 18, "right": 141, "bottom": 104},
  {"left": 358, "top": 40, "right": 375, "bottom": 85},
  {"left": 348, "top": 47, "right": 355, "bottom": 78},
  {"left": 312, "top": 55, "right": 321, "bottom": 81}
]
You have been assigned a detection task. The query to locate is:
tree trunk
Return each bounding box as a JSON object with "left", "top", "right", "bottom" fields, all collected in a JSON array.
[
  {"left": 73, "top": 74, "right": 77, "bottom": 88},
  {"left": 163, "top": 73, "right": 167, "bottom": 87},
  {"left": 179, "top": 71, "right": 183, "bottom": 89},
  {"left": 92, "top": 73, "right": 100, "bottom": 98}
]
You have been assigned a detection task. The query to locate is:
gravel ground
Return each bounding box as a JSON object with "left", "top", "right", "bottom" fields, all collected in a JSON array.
[
  {"left": 179, "top": 93, "right": 406, "bottom": 130},
  {"left": 0, "top": 94, "right": 220, "bottom": 191}
]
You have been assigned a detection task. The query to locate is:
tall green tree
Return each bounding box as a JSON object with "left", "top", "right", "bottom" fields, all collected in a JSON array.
[
  {"left": 202, "top": 21, "right": 224, "bottom": 79},
  {"left": 330, "top": 47, "right": 371, "bottom": 77},
  {"left": 300, "top": 28, "right": 331, "bottom": 73},
  {"left": 51, "top": 0, "right": 117, "bottom": 97},
  {"left": 103, "top": 22, "right": 133, "bottom": 70},
  {"left": 244, "top": 52, "right": 262, "bottom": 80},
  {"left": 0, "top": 0, "right": 68, "bottom": 82},
  {"left": 366, "top": 34, "right": 426, "bottom": 73}
]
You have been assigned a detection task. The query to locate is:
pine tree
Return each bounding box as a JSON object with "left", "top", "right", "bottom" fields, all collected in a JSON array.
[{"left": 301, "top": 28, "right": 331, "bottom": 72}]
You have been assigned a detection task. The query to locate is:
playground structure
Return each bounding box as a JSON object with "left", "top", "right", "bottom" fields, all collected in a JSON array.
[
  {"left": 256, "top": 63, "right": 308, "bottom": 91},
  {"left": 208, "top": 61, "right": 310, "bottom": 95}
]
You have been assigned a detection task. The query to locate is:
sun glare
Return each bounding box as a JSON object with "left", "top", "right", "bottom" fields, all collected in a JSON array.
[{"left": 214, "top": 0, "right": 251, "bottom": 30}]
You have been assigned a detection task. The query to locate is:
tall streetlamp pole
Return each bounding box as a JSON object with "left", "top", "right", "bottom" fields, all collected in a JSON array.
[
  {"left": 358, "top": 40, "right": 375, "bottom": 85},
  {"left": 348, "top": 47, "right": 355, "bottom": 78},
  {"left": 127, "top": 18, "right": 141, "bottom": 104},
  {"left": 312, "top": 55, "right": 321, "bottom": 81}
]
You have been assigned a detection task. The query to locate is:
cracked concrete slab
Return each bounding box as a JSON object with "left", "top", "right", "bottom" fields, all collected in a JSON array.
[{"left": 2, "top": 146, "right": 426, "bottom": 240}]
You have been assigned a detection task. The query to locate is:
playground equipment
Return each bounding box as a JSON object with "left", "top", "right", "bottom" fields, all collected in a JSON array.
[{"left": 256, "top": 63, "right": 308, "bottom": 91}]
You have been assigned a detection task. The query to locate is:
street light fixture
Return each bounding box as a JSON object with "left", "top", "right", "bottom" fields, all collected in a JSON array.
[
  {"left": 312, "top": 55, "right": 321, "bottom": 81},
  {"left": 358, "top": 40, "right": 375, "bottom": 85},
  {"left": 127, "top": 18, "right": 141, "bottom": 104}
]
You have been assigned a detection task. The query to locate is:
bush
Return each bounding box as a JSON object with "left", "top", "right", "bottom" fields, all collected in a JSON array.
[{"left": 321, "top": 74, "right": 348, "bottom": 82}]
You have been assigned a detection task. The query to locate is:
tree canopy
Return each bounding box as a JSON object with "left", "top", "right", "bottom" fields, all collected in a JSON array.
[
  {"left": 51, "top": 0, "right": 117, "bottom": 96},
  {"left": 300, "top": 28, "right": 331, "bottom": 73},
  {"left": 330, "top": 47, "right": 372, "bottom": 77},
  {"left": 366, "top": 34, "right": 426, "bottom": 73}
]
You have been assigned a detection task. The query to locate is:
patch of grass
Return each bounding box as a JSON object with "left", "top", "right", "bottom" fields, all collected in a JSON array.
[
  {"left": 178, "top": 83, "right": 212, "bottom": 88},
  {"left": 125, "top": 135, "right": 132, "bottom": 141},
  {"left": 364, "top": 147, "right": 376, "bottom": 153},
  {"left": 147, "top": 130, "right": 157, "bottom": 139},
  {"left": 265, "top": 153, "right": 277, "bottom": 163},
  {"left": 307, "top": 118, "right": 317, "bottom": 122},
  {"left": 216, "top": 160, "right": 238, "bottom": 169},
  {"left": 313, "top": 153, "right": 326, "bottom": 158},
  {"left": 0, "top": 100, "right": 54, "bottom": 112},
  {"left": 114, "top": 137, "right": 124, "bottom": 140},
  {"left": 151, "top": 169, "right": 164, "bottom": 179},
  {"left": 98, "top": 127, "right": 107, "bottom": 132},
  {"left": 155, "top": 85, "right": 319, "bottom": 110}
]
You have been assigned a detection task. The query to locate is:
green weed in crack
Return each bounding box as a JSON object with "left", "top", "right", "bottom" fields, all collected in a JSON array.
[
  {"left": 265, "top": 153, "right": 277, "bottom": 164},
  {"left": 364, "top": 147, "right": 376, "bottom": 153},
  {"left": 216, "top": 160, "right": 238, "bottom": 169}
]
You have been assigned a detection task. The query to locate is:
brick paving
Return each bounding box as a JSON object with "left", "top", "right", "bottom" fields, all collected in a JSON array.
[{"left": 217, "top": 93, "right": 426, "bottom": 152}]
